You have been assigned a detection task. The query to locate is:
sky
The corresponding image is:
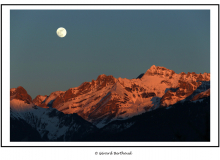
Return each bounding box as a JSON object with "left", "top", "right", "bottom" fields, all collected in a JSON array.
[{"left": 10, "top": 10, "right": 210, "bottom": 99}]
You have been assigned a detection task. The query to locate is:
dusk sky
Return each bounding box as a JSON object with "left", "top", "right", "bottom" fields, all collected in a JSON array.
[{"left": 10, "top": 10, "right": 210, "bottom": 99}]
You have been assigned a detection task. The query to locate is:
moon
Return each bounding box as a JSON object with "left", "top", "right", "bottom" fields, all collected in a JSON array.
[{"left": 56, "top": 27, "right": 67, "bottom": 38}]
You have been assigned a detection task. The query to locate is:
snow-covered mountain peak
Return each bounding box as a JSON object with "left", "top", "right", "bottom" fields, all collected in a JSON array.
[
  {"left": 96, "top": 74, "right": 116, "bottom": 84},
  {"left": 10, "top": 86, "right": 32, "bottom": 104},
  {"left": 144, "top": 65, "right": 176, "bottom": 78},
  {"left": 44, "top": 91, "right": 65, "bottom": 106},
  {"left": 149, "top": 64, "right": 157, "bottom": 70},
  {"left": 33, "top": 95, "right": 48, "bottom": 107}
]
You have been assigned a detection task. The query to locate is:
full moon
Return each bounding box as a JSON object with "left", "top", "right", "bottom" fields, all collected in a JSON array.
[{"left": 56, "top": 27, "right": 67, "bottom": 38}]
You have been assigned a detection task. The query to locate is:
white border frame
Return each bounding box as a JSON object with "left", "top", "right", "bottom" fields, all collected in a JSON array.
[{"left": 2, "top": 4, "right": 219, "bottom": 147}]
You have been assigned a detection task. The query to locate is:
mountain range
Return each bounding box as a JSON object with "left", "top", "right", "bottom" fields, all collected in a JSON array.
[{"left": 10, "top": 65, "right": 210, "bottom": 141}]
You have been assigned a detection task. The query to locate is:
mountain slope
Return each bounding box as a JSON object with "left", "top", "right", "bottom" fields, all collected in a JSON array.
[
  {"left": 86, "top": 96, "right": 210, "bottom": 141},
  {"left": 10, "top": 65, "right": 210, "bottom": 141},
  {"left": 10, "top": 87, "right": 98, "bottom": 141}
]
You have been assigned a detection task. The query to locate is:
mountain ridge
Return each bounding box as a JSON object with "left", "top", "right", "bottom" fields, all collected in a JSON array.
[
  {"left": 11, "top": 65, "right": 210, "bottom": 128},
  {"left": 10, "top": 65, "right": 210, "bottom": 141}
]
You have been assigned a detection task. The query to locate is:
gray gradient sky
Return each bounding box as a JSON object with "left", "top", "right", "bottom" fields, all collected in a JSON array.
[{"left": 10, "top": 10, "right": 210, "bottom": 98}]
